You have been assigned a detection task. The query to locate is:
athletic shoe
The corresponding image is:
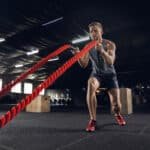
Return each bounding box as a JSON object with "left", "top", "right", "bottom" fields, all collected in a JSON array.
[
  {"left": 86, "top": 119, "right": 96, "bottom": 132},
  {"left": 115, "top": 114, "right": 126, "bottom": 126}
]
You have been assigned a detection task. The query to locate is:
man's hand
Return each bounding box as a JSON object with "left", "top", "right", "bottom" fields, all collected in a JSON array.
[
  {"left": 96, "top": 42, "right": 105, "bottom": 54},
  {"left": 70, "top": 46, "right": 80, "bottom": 55}
]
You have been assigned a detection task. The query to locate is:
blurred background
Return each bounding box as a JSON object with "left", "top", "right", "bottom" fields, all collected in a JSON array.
[{"left": 0, "top": 0, "right": 149, "bottom": 112}]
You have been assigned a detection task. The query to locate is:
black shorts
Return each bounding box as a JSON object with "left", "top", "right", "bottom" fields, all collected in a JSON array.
[{"left": 90, "top": 73, "right": 119, "bottom": 89}]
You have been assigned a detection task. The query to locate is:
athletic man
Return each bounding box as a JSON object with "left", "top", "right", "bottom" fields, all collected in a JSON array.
[{"left": 73, "top": 22, "right": 126, "bottom": 132}]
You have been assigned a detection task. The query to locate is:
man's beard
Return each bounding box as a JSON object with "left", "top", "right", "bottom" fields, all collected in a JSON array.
[
  {"left": 92, "top": 36, "right": 102, "bottom": 42},
  {"left": 92, "top": 36, "right": 98, "bottom": 40}
]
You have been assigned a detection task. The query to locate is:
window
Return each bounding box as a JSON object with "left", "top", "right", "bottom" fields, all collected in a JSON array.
[
  {"left": 39, "top": 89, "right": 45, "bottom": 95},
  {"left": 24, "top": 83, "right": 33, "bottom": 94},
  {"left": 11, "top": 82, "right": 22, "bottom": 93},
  {"left": 0, "top": 79, "right": 2, "bottom": 90}
]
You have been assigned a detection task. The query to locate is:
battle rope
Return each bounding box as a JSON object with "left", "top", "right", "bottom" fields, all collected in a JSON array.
[
  {"left": 0, "top": 40, "right": 97, "bottom": 128},
  {"left": 0, "top": 44, "right": 71, "bottom": 98}
]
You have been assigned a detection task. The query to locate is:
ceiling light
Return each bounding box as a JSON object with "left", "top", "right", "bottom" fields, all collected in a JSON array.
[
  {"left": 48, "top": 56, "right": 59, "bottom": 62},
  {"left": 15, "top": 64, "right": 24, "bottom": 68},
  {"left": 26, "top": 49, "right": 39, "bottom": 56},
  {"left": 71, "top": 36, "right": 90, "bottom": 44},
  {"left": 0, "top": 38, "right": 5, "bottom": 43},
  {"left": 27, "top": 74, "right": 37, "bottom": 80},
  {"left": 42, "top": 17, "right": 63, "bottom": 26}
]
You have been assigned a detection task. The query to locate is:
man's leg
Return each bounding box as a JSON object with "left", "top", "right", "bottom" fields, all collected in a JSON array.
[
  {"left": 108, "top": 88, "right": 126, "bottom": 125},
  {"left": 108, "top": 88, "right": 121, "bottom": 115},
  {"left": 87, "top": 77, "right": 100, "bottom": 120},
  {"left": 86, "top": 77, "right": 100, "bottom": 131}
]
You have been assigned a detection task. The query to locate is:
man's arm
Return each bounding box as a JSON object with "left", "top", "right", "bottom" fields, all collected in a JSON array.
[
  {"left": 78, "top": 52, "right": 89, "bottom": 68},
  {"left": 71, "top": 47, "right": 89, "bottom": 68},
  {"left": 97, "top": 40, "right": 116, "bottom": 65}
]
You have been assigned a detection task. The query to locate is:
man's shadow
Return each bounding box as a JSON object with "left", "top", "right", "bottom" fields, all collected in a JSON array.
[
  {"left": 48, "top": 123, "right": 118, "bottom": 134},
  {"left": 96, "top": 123, "right": 117, "bottom": 131}
]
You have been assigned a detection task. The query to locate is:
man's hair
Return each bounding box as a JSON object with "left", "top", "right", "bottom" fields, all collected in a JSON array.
[{"left": 88, "top": 22, "right": 103, "bottom": 31}]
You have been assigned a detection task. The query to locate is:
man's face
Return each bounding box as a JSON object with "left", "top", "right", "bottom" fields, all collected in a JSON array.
[{"left": 89, "top": 25, "right": 103, "bottom": 42}]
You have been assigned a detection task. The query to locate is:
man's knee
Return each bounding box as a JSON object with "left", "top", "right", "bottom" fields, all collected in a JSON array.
[{"left": 88, "top": 77, "right": 99, "bottom": 91}]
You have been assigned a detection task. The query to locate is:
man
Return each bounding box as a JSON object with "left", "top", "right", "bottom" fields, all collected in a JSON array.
[{"left": 73, "top": 22, "right": 126, "bottom": 132}]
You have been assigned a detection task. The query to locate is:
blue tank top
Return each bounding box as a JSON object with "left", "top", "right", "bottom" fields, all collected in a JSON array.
[{"left": 89, "top": 39, "right": 117, "bottom": 77}]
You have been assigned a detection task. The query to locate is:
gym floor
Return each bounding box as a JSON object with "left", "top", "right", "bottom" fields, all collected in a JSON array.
[{"left": 0, "top": 109, "right": 150, "bottom": 150}]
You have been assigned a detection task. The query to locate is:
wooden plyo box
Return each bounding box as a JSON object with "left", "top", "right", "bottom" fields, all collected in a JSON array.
[
  {"left": 26, "top": 96, "right": 50, "bottom": 112},
  {"left": 120, "top": 88, "right": 133, "bottom": 114}
]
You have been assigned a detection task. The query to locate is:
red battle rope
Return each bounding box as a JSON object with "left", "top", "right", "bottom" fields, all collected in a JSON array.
[
  {"left": 0, "top": 40, "right": 97, "bottom": 128},
  {"left": 0, "top": 44, "right": 71, "bottom": 98}
]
